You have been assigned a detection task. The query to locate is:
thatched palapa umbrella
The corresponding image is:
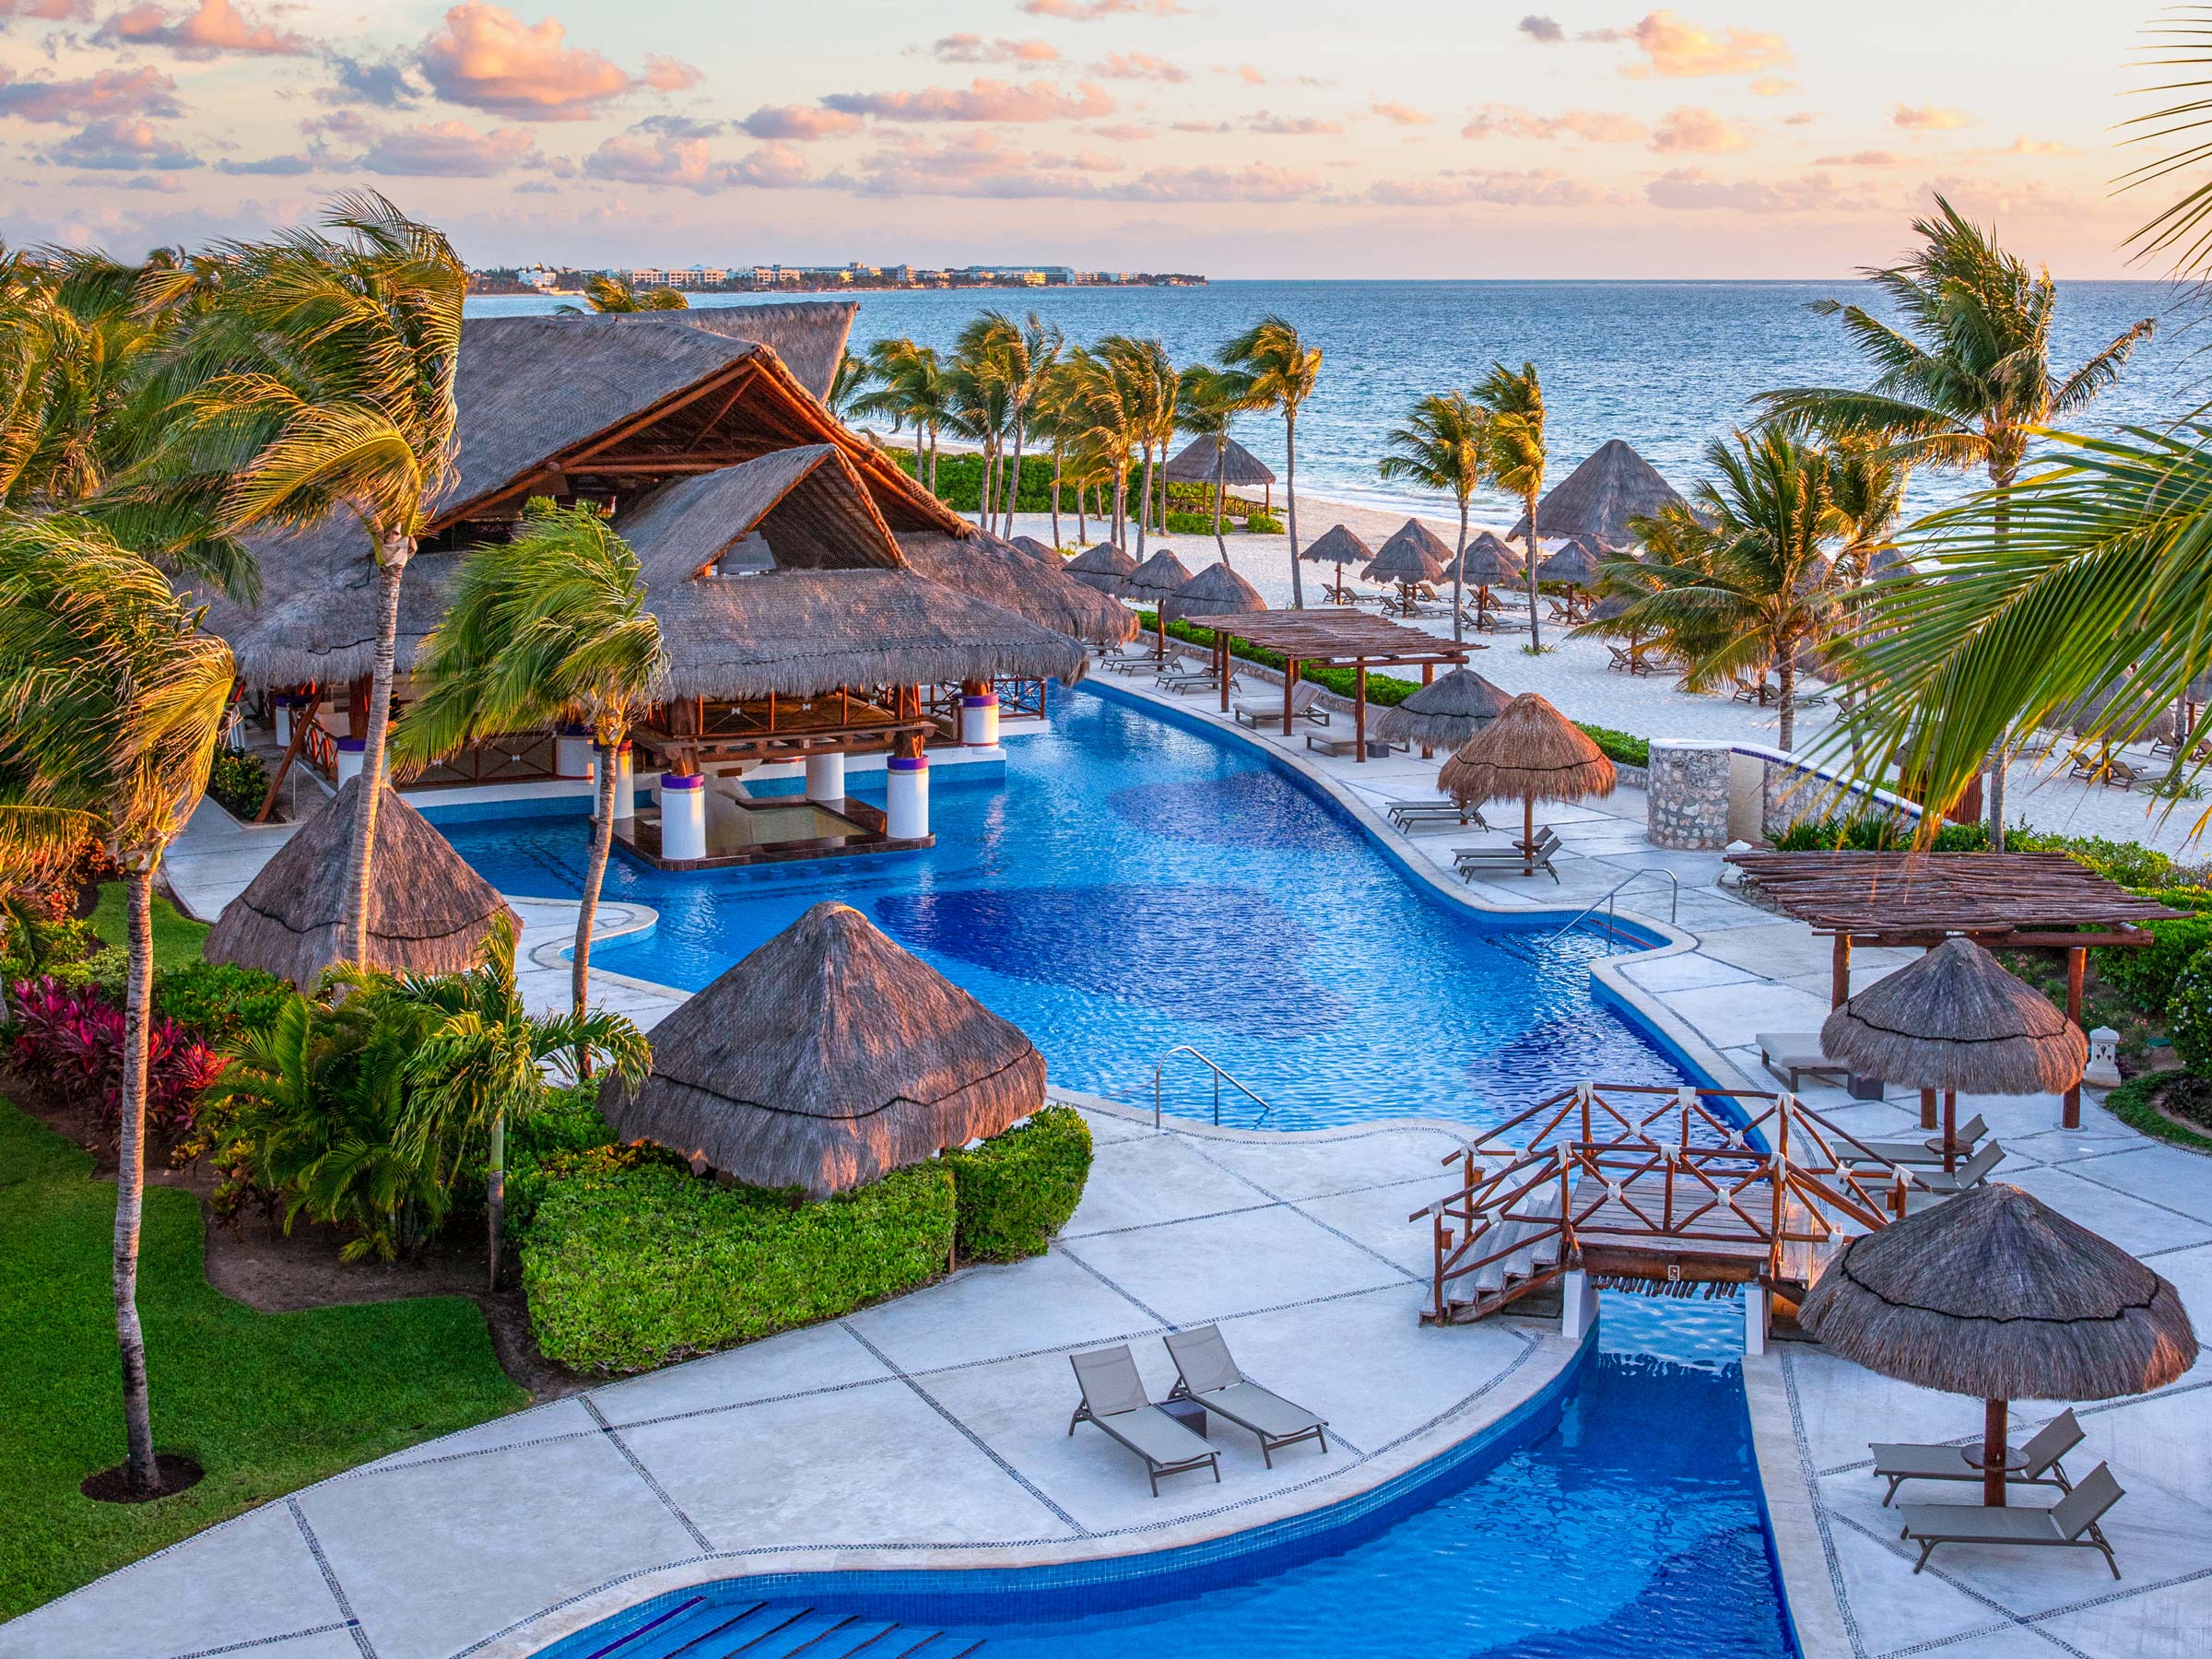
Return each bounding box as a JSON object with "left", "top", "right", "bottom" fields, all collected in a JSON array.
[
  {"left": 1372, "top": 666, "right": 1512, "bottom": 754},
  {"left": 1509, "top": 438, "right": 1688, "bottom": 547},
  {"left": 1535, "top": 535, "right": 1606, "bottom": 619},
  {"left": 1366, "top": 519, "right": 1450, "bottom": 614},
  {"left": 1440, "top": 692, "right": 1616, "bottom": 875},
  {"left": 1822, "top": 937, "right": 2086, "bottom": 1171},
  {"left": 1123, "top": 547, "right": 1194, "bottom": 659},
  {"left": 1165, "top": 561, "right": 1266, "bottom": 710},
  {"left": 1443, "top": 530, "right": 1524, "bottom": 628},
  {"left": 1065, "top": 540, "right": 1137, "bottom": 595},
  {"left": 1165, "top": 433, "right": 1277, "bottom": 516},
  {"left": 605, "top": 901, "right": 1047, "bottom": 1198},
  {"left": 205, "top": 779, "right": 518, "bottom": 986},
  {"left": 1302, "top": 524, "right": 1372, "bottom": 605},
  {"left": 1008, "top": 534, "right": 1057, "bottom": 564},
  {"left": 1799, "top": 1182, "right": 2196, "bottom": 1506}
]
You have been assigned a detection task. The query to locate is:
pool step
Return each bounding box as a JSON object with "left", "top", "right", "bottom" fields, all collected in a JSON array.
[
  {"left": 1439, "top": 1217, "right": 1564, "bottom": 1324},
  {"left": 590, "top": 1600, "right": 980, "bottom": 1659}
]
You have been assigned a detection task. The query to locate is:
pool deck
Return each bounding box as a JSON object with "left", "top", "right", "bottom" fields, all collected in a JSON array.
[{"left": 90, "top": 675, "right": 2212, "bottom": 1659}]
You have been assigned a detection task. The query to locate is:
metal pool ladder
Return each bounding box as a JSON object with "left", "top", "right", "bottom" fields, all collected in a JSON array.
[
  {"left": 1154, "top": 1045, "right": 1272, "bottom": 1129},
  {"left": 1550, "top": 868, "right": 1679, "bottom": 949}
]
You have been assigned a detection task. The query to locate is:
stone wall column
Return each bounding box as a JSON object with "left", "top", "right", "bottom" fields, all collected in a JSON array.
[{"left": 1646, "top": 739, "right": 1732, "bottom": 849}]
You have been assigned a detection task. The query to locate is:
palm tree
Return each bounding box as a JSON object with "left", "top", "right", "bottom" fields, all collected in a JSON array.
[
  {"left": 1755, "top": 195, "right": 2155, "bottom": 842},
  {"left": 1098, "top": 335, "right": 1177, "bottom": 557},
  {"left": 1579, "top": 432, "right": 1849, "bottom": 752},
  {"left": 1219, "top": 315, "right": 1322, "bottom": 607},
  {"left": 393, "top": 500, "right": 667, "bottom": 1065},
  {"left": 1473, "top": 362, "right": 1547, "bottom": 651},
  {"left": 1377, "top": 393, "right": 1488, "bottom": 641},
  {"left": 949, "top": 312, "right": 1020, "bottom": 533},
  {"left": 583, "top": 274, "right": 687, "bottom": 312},
  {"left": 852, "top": 338, "right": 949, "bottom": 491},
  {"left": 1058, "top": 346, "right": 1137, "bottom": 548},
  {"left": 999, "top": 312, "right": 1064, "bottom": 534},
  {"left": 1174, "top": 365, "right": 1255, "bottom": 570},
  {"left": 0, "top": 513, "right": 234, "bottom": 1497},
  {"left": 149, "top": 193, "right": 465, "bottom": 964},
  {"left": 825, "top": 349, "right": 867, "bottom": 420}
]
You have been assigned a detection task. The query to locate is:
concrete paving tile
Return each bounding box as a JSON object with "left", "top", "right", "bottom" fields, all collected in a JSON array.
[
  {"left": 590, "top": 1320, "right": 892, "bottom": 1427},
  {"left": 1618, "top": 952, "right": 1759, "bottom": 993},
  {"left": 1297, "top": 1182, "right": 1441, "bottom": 1277},
  {"left": 2062, "top": 1146, "right": 2212, "bottom": 1225},
  {"left": 1065, "top": 1133, "right": 1278, "bottom": 1232},
  {"left": 1815, "top": 1504, "right": 2014, "bottom": 1655},
  {"left": 365, "top": 1396, "right": 596, "bottom": 1470},
  {"left": 1056, "top": 1204, "right": 1408, "bottom": 1328},
  {"left": 1653, "top": 981, "right": 1833, "bottom": 1053},
  {"left": 2002, "top": 1166, "right": 2212, "bottom": 1256},
  {"left": 2033, "top": 1566, "right": 2212, "bottom": 1655},
  {"left": 297, "top": 1433, "right": 701, "bottom": 1659},
  {"left": 1791, "top": 1351, "right": 1985, "bottom": 1477},
  {"left": 843, "top": 1248, "right": 1159, "bottom": 1374},
  {"left": 0, "top": 1501, "right": 337, "bottom": 1659},
  {"left": 1190, "top": 1126, "right": 1462, "bottom": 1202}
]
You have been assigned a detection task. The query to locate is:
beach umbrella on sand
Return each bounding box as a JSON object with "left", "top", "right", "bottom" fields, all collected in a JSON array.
[
  {"left": 1535, "top": 535, "right": 1606, "bottom": 618},
  {"left": 1303, "top": 524, "right": 1372, "bottom": 605},
  {"left": 1442, "top": 530, "right": 1524, "bottom": 627},
  {"left": 1123, "top": 547, "right": 1194, "bottom": 657},
  {"left": 1065, "top": 540, "right": 1137, "bottom": 595},
  {"left": 1373, "top": 666, "right": 1513, "bottom": 753},
  {"left": 1510, "top": 438, "right": 1688, "bottom": 547},
  {"left": 1798, "top": 1182, "right": 2195, "bottom": 1509},
  {"left": 1366, "top": 519, "right": 1451, "bottom": 614},
  {"left": 1440, "top": 692, "right": 1617, "bottom": 876},
  {"left": 2061, "top": 672, "right": 2178, "bottom": 782},
  {"left": 1009, "top": 534, "right": 1057, "bottom": 564},
  {"left": 1821, "top": 938, "right": 2087, "bottom": 1172},
  {"left": 1162, "top": 559, "right": 1265, "bottom": 629}
]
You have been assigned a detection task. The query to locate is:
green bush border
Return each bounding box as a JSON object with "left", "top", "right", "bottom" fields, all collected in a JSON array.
[
  {"left": 944, "top": 1106, "right": 1092, "bottom": 1261},
  {"left": 2101, "top": 1074, "right": 2212, "bottom": 1156}
]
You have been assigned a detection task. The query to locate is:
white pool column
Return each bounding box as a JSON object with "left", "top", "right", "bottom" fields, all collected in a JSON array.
[
  {"left": 273, "top": 697, "right": 295, "bottom": 747},
  {"left": 805, "top": 750, "right": 846, "bottom": 804},
  {"left": 554, "top": 724, "right": 594, "bottom": 778},
  {"left": 886, "top": 754, "right": 930, "bottom": 839},
  {"left": 659, "top": 771, "right": 706, "bottom": 860},
  {"left": 960, "top": 691, "right": 1001, "bottom": 750},
  {"left": 1559, "top": 1268, "right": 1597, "bottom": 1343},
  {"left": 335, "top": 736, "right": 365, "bottom": 786},
  {"left": 1744, "top": 1283, "right": 1771, "bottom": 1358}
]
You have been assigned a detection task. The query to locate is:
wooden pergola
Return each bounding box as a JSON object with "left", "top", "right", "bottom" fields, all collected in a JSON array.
[
  {"left": 1724, "top": 851, "right": 2187, "bottom": 1127},
  {"left": 1182, "top": 609, "right": 1474, "bottom": 760}
]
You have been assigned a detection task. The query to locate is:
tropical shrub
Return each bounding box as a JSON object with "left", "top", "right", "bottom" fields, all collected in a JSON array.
[
  {"left": 205, "top": 748, "right": 270, "bottom": 820},
  {"left": 943, "top": 1106, "right": 1092, "bottom": 1261},
  {"left": 2166, "top": 950, "right": 2212, "bottom": 1076},
  {"left": 24, "top": 916, "right": 99, "bottom": 968},
  {"left": 5, "top": 976, "right": 226, "bottom": 1144},
  {"left": 1247, "top": 512, "right": 1285, "bottom": 534},
  {"left": 1164, "top": 511, "right": 1216, "bottom": 535},
  {"left": 2008, "top": 830, "right": 2184, "bottom": 891},
  {"left": 1575, "top": 724, "right": 1651, "bottom": 769},
  {"left": 154, "top": 960, "right": 290, "bottom": 1046},
  {"left": 522, "top": 1162, "right": 957, "bottom": 1372},
  {"left": 2094, "top": 917, "right": 2212, "bottom": 1014}
]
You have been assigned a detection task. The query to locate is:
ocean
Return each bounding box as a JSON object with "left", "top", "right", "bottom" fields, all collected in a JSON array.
[{"left": 466, "top": 279, "right": 2209, "bottom": 526}]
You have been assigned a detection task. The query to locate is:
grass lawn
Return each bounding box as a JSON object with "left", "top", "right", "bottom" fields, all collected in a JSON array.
[
  {"left": 88, "top": 881, "right": 209, "bottom": 974},
  {"left": 0, "top": 1099, "right": 529, "bottom": 1623}
]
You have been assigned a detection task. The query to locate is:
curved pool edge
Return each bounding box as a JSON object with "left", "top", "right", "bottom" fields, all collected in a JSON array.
[
  {"left": 495, "top": 1316, "right": 1601, "bottom": 1659},
  {"left": 1740, "top": 1356, "right": 1849, "bottom": 1659}
]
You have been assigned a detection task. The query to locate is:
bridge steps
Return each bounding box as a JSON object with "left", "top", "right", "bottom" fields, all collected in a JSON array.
[{"left": 1435, "top": 1217, "right": 1564, "bottom": 1324}]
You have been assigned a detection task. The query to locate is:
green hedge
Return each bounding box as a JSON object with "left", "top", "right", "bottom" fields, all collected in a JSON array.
[
  {"left": 523, "top": 1161, "right": 956, "bottom": 1372},
  {"left": 944, "top": 1106, "right": 1092, "bottom": 1261},
  {"left": 2095, "top": 916, "right": 2212, "bottom": 1014},
  {"left": 1775, "top": 815, "right": 1988, "bottom": 853},
  {"left": 2102, "top": 1074, "right": 2212, "bottom": 1154},
  {"left": 154, "top": 961, "right": 290, "bottom": 1046}
]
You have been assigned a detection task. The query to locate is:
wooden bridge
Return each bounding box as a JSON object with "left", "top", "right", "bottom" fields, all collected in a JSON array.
[{"left": 1410, "top": 1083, "right": 1911, "bottom": 1329}]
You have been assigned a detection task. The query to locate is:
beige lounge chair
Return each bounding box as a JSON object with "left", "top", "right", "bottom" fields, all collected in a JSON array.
[
  {"left": 1843, "top": 1114, "right": 1990, "bottom": 1171},
  {"left": 1068, "top": 1345, "right": 1219, "bottom": 1496},
  {"left": 1235, "top": 680, "right": 1328, "bottom": 728},
  {"left": 1163, "top": 1325, "right": 1329, "bottom": 1468},
  {"left": 1305, "top": 732, "right": 1399, "bottom": 759},
  {"left": 1898, "top": 1463, "right": 2124, "bottom": 1578},
  {"left": 1871, "top": 1409, "right": 2081, "bottom": 1506},
  {"left": 1912, "top": 1139, "right": 2006, "bottom": 1195},
  {"left": 1755, "top": 1032, "right": 1850, "bottom": 1091},
  {"left": 1455, "top": 827, "right": 1561, "bottom": 882}
]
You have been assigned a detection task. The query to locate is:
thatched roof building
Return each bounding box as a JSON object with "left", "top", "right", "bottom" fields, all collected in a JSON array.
[
  {"left": 1366, "top": 520, "right": 1451, "bottom": 584},
  {"left": 1820, "top": 937, "right": 2088, "bottom": 1095},
  {"left": 604, "top": 901, "right": 1047, "bottom": 1196},
  {"left": 1535, "top": 537, "right": 1604, "bottom": 587},
  {"left": 1372, "top": 667, "right": 1513, "bottom": 749},
  {"left": 1444, "top": 531, "right": 1524, "bottom": 585},
  {"left": 1123, "top": 548, "right": 1194, "bottom": 604},
  {"left": 1065, "top": 541, "right": 1137, "bottom": 594},
  {"left": 1509, "top": 440, "right": 1687, "bottom": 546},
  {"left": 899, "top": 531, "right": 1136, "bottom": 648},
  {"left": 1441, "top": 693, "right": 1617, "bottom": 806},
  {"left": 205, "top": 780, "right": 516, "bottom": 986},
  {"left": 1302, "top": 524, "right": 1372, "bottom": 568},
  {"left": 1162, "top": 560, "right": 1265, "bottom": 627},
  {"left": 1163, "top": 435, "right": 1277, "bottom": 487}
]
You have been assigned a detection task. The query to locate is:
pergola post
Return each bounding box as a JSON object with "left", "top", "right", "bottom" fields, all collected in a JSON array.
[
  {"left": 2064, "top": 946, "right": 2086, "bottom": 1130},
  {"left": 1830, "top": 933, "right": 1852, "bottom": 1009},
  {"left": 1354, "top": 663, "right": 1368, "bottom": 762},
  {"left": 1282, "top": 659, "right": 1296, "bottom": 736},
  {"left": 1218, "top": 632, "right": 1231, "bottom": 713},
  {"left": 1420, "top": 662, "right": 1434, "bottom": 759}
]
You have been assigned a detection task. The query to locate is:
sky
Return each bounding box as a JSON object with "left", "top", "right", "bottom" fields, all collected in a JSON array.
[{"left": 0, "top": 1, "right": 2184, "bottom": 276}]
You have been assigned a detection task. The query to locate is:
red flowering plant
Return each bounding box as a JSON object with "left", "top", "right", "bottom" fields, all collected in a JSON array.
[{"left": 6, "top": 975, "right": 227, "bottom": 1147}]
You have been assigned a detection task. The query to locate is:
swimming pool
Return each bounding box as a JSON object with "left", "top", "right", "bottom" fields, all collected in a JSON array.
[{"left": 440, "top": 683, "right": 1683, "bottom": 1130}]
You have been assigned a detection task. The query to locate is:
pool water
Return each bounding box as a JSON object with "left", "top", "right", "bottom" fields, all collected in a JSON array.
[{"left": 441, "top": 684, "right": 1683, "bottom": 1130}]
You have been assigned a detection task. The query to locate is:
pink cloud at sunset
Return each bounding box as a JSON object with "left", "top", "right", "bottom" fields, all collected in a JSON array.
[
  {"left": 97, "top": 0, "right": 309, "bottom": 57},
  {"left": 418, "top": 4, "right": 699, "bottom": 121}
]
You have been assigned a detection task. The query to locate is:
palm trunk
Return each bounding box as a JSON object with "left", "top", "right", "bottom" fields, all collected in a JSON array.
[
  {"left": 572, "top": 736, "right": 620, "bottom": 1070},
  {"left": 1006, "top": 418, "right": 1026, "bottom": 533},
  {"left": 487, "top": 1111, "right": 504, "bottom": 1293},
  {"left": 1452, "top": 499, "right": 1468, "bottom": 643},
  {"left": 1212, "top": 440, "right": 1230, "bottom": 570},
  {"left": 1135, "top": 449, "right": 1150, "bottom": 558},
  {"left": 1778, "top": 638, "right": 1797, "bottom": 754},
  {"left": 978, "top": 442, "right": 994, "bottom": 532},
  {"left": 340, "top": 532, "right": 410, "bottom": 964},
  {"left": 1050, "top": 448, "right": 1063, "bottom": 550},
  {"left": 1984, "top": 461, "right": 2015, "bottom": 852},
  {"left": 1077, "top": 482, "right": 1087, "bottom": 546},
  {"left": 114, "top": 861, "right": 159, "bottom": 1496},
  {"left": 928, "top": 427, "right": 938, "bottom": 493},
  {"left": 1523, "top": 492, "right": 1543, "bottom": 652},
  {"left": 1112, "top": 468, "right": 1126, "bottom": 551},
  {"left": 1285, "top": 410, "right": 1305, "bottom": 609}
]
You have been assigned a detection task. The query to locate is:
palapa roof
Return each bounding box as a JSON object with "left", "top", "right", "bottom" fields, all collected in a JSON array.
[
  {"left": 1535, "top": 538, "right": 1604, "bottom": 586},
  {"left": 1820, "top": 937, "right": 2088, "bottom": 1094},
  {"left": 1509, "top": 439, "right": 1688, "bottom": 545},
  {"left": 1721, "top": 852, "right": 2186, "bottom": 944},
  {"left": 1440, "top": 692, "right": 1617, "bottom": 806},
  {"left": 205, "top": 780, "right": 516, "bottom": 987},
  {"left": 1162, "top": 559, "right": 1265, "bottom": 627},
  {"left": 616, "top": 445, "right": 900, "bottom": 582},
  {"left": 1444, "top": 530, "right": 1524, "bottom": 585},
  {"left": 1179, "top": 607, "right": 1468, "bottom": 665},
  {"left": 898, "top": 530, "right": 1136, "bottom": 647},
  {"left": 1122, "top": 547, "right": 1195, "bottom": 600},
  {"left": 1163, "top": 434, "right": 1277, "bottom": 486},
  {"left": 1798, "top": 1183, "right": 2197, "bottom": 1401},
  {"left": 1372, "top": 666, "right": 1514, "bottom": 748},
  {"left": 1301, "top": 524, "right": 1372, "bottom": 566},
  {"left": 656, "top": 300, "right": 857, "bottom": 403},
  {"left": 603, "top": 901, "right": 1047, "bottom": 1197},
  {"left": 1008, "top": 535, "right": 1058, "bottom": 563},
  {"left": 1365, "top": 520, "right": 1452, "bottom": 584},
  {"left": 1064, "top": 541, "right": 1137, "bottom": 593}
]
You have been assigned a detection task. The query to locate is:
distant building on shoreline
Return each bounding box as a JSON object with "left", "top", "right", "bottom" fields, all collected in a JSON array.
[{"left": 467, "top": 261, "right": 1204, "bottom": 297}]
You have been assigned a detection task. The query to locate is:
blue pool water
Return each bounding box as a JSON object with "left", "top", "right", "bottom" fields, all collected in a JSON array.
[{"left": 440, "top": 684, "right": 1683, "bottom": 1130}]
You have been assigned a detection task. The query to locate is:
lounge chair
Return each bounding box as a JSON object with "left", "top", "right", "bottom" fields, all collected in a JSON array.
[
  {"left": 1897, "top": 1463, "right": 2124, "bottom": 1578},
  {"left": 1235, "top": 680, "right": 1329, "bottom": 728},
  {"left": 1455, "top": 827, "right": 1561, "bottom": 883},
  {"left": 1102, "top": 646, "right": 1165, "bottom": 675},
  {"left": 1158, "top": 665, "right": 1235, "bottom": 694},
  {"left": 1912, "top": 1139, "right": 2006, "bottom": 1195},
  {"left": 1306, "top": 732, "right": 1399, "bottom": 759},
  {"left": 1841, "top": 1114, "right": 1990, "bottom": 1171},
  {"left": 1754, "top": 1032, "right": 1851, "bottom": 1091},
  {"left": 1068, "top": 1345, "right": 1220, "bottom": 1496},
  {"left": 1871, "top": 1408, "right": 2081, "bottom": 1507},
  {"left": 1163, "top": 1326, "right": 1329, "bottom": 1467},
  {"left": 1386, "top": 799, "right": 1489, "bottom": 833}
]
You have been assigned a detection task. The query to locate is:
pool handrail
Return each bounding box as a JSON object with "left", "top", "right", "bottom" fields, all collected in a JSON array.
[
  {"left": 1154, "top": 1045, "right": 1273, "bottom": 1129},
  {"left": 1550, "top": 868, "right": 1679, "bottom": 945}
]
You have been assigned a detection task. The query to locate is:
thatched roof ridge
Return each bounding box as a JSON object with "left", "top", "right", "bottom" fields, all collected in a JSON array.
[
  {"left": 1373, "top": 667, "right": 1513, "bottom": 748},
  {"left": 1123, "top": 548, "right": 1194, "bottom": 600},
  {"left": 1301, "top": 524, "right": 1372, "bottom": 566},
  {"left": 1440, "top": 692, "right": 1617, "bottom": 806},
  {"left": 1162, "top": 560, "right": 1265, "bottom": 626},
  {"left": 1163, "top": 435, "right": 1277, "bottom": 486},
  {"left": 204, "top": 780, "right": 515, "bottom": 986},
  {"left": 1064, "top": 541, "right": 1137, "bottom": 593},
  {"left": 896, "top": 531, "right": 1136, "bottom": 646},
  {"left": 1509, "top": 439, "right": 1687, "bottom": 544},
  {"left": 1535, "top": 538, "right": 1604, "bottom": 586},
  {"left": 1444, "top": 531, "right": 1524, "bottom": 584},
  {"left": 1366, "top": 520, "right": 1451, "bottom": 583},
  {"left": 1008, "top": 535, "right": 1057, "bottom": 563},
  {"left": 604, "top": 901, "right": 1047, "bottom": 1196},
  {"left": 1820, "top": 937, "right": 2087, "bottom": 1094},
  {"left": 1798, "top": 1183, "right": 2198, "bottom": 1400},
  {"left": 658, "top": 300, "right": 857, "bottom": 403},
  {"left": 617, "top": 445, "right": 901, "bottom": 585}
]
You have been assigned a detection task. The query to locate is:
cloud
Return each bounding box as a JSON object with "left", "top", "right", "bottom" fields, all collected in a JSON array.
[
  {"left": 97, "top": 0, "right": 311, "bottom": 56},
  {"left": 1088, "top": 121, "right": 1153, "bottom": 141},
  {"left": 0, "top": 65, "right": 181, "bottom": 123},
  {"left": 418, "top": 4, "right": 700, "bottom": 121},
  {"left": 1517, "top": 15, "right": 1564, "bottom": 42},
  {"left": 923, "top": 33, "right": 1058, "bottom": 65},
  {"left": 1646, "top": 166, "right": 1876, "bottom": 213},
  {"left": 1893, "top": 101, "right": 1972, "bottom": 131},
  {"left": 1614, "top": 10, "right": 1790, "bottom": 79},
  {"left": 632, "top": 112, "right": 722, "bottom": 138},
  {"left": 1018, "top": 0, "right": 1189, "bottom": 18},
  {"left": 583, "top": 130, "right": 811, "bottom": 193},
  {"left": 1030, "top": 147, "right": 1123, "bottom": 171},
  {"left": 1976, "top": 135, "right": 2078, "bottom": 159},
  {"left": 86, "top": 172, "right": 186, "bottom": 193},
  {"left": 1782, "top": 110, "right": 1817, "bottom": 126},
  {"left": 1650, "top": 106, "right": 1747, "bottom": 153},
  {"left": 2, "top": 0, "right": 89, "bottom": 21},
  {"left": 739, "top": 103, "right": 861, "bottom": 140},
  {"left": 351, "top": 119, "right": 542, "bottom": 177},
  {"left": 321, "top": 50, "right": 424, "bottom": 108},
  {"left": 1090, "top": 53, "right": 1186, "bottom": 82},
  {"left": 1248, "top": 111, "right": 1341, "bottom": 135},
  {"left": 47, "top": 116, "right": 201, "bottom": 170},
  {"left": 1463, "top": 103, "right": 1646, "bottom": 144},
  {"left": 1112, "top": 160, "right": 1318, "bottom": 202},
  {"left": 1235, "top": 64, "right": 1265, "bottom": 84},
  {"left": 1369, "top": 168, "right": 1606, "bottom": 207},
  {"left": 1169, "top": 119, "right": 1229, "bottom": 133},
  {"left": 1371, "top": 100, "right": 1432, "bottom": 126},
  {"left": 216, "top": 150, "right": 313, "bottom": 174},
  {"left": 821, "top": 78, "right": 1115, "bottom": 123},
  {"left": 1748, "top": 76, "right": 1797, "bottom": 97},
  {"left": 1814, "top": 149, "right": 1907, "bottom": 167}
]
